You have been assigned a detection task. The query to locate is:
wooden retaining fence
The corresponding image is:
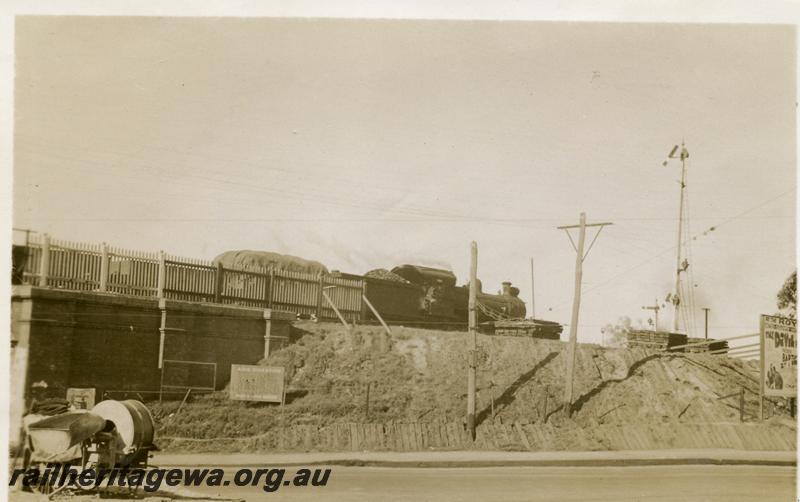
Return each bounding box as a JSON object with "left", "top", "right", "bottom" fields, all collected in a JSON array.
[
  {"left": 160, "top": 420, "right": 797, "bottom": 452},
  {"left": 17, "top": 233, "right": 364, "bottom": 322}
]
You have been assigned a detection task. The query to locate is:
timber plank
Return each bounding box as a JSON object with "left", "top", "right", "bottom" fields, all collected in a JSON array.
[{"left": 514, "top": 421, "right": 532, "bottom": 450}]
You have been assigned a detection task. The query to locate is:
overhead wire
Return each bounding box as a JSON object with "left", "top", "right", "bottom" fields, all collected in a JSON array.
[
  {"left": 17, "top": 148, "right": 485, "bottom": 223},
  {"left": 17, "top": 146, "right": 570, "bottom": 230},
  {"left": 15, "top": 134, "right": 796, "bottom": 325},
  {"left": 546, "top": 187, "right": 796, "bottom": 312},
  {"left": 18, "top": 135, "right": 795, "bottom": 224}
]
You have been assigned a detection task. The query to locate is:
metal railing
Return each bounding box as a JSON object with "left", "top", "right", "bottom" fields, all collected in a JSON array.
[{"left": 159, "top": 359, "right": 218, "bottom": 401}]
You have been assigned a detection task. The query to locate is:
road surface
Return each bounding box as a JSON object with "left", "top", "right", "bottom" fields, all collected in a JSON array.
[{"left": 185, "top": 465, "right": 796, "bottom": 501}]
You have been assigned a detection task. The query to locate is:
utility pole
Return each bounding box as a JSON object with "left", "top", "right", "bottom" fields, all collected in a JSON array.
[
  {"left": 666, "top": 143, "right": 689, "bottom": 333},
  {"left": 530, "top": 258, "right": 536, "bottom": 319},
  {"left": 467, "top": 241, "right": 478, "bottom": 439},
  {"left": 557, "top": 213, "right": 613, "bottom": 414},
  {"left": 702, "top": 307, "right": 710, "bottom": 340},
  {"left": 642, "top": 299, "right": 661, "bottom": 332}
]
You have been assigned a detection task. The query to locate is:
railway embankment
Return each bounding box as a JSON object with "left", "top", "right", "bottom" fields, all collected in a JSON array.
[{"left": 152, "top": 322, "right": 796, "bottom": 453}]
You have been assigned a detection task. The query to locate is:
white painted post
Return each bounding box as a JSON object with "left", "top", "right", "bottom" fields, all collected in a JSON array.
[
  {"left": 38, "top": 233, "right": 51, "bottom": 287},
  {"left": 99, "top": 242, "right": 109, "bottom": 292},
  {"left": 157, "top": 250, "right": 166, "bottom": 299},
  {"left": 158, "top": 298, "right": 167, "bottom": 370},
  {"left": 263, "top": 314, "right": 273, "bottom": 359}
]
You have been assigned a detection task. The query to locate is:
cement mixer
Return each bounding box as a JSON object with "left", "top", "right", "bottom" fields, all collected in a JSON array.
[
  {"left": 22, "top": 399, "right": 156, "bottom": 494},
  {"left": 89, "top": 399, "right": 156, "bottom": 468}
]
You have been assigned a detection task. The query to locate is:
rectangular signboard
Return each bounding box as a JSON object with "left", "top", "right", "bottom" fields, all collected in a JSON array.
[
  {"left": 229, "top": 364, "right": 285, "bottom": 403},
  {"left": 760, "top": 315, "right": 797, "bottom": 398}
]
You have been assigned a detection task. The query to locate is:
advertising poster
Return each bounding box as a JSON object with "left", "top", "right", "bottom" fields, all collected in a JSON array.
[{"left": 760, "top": 315, "right": 797, "bottom": 397}]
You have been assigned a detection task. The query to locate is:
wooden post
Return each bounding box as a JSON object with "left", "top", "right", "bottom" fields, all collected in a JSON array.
[
  {"left": 262, "top": 267, "right": 270, "bottom": 309},
  {"left": 557, "top": 214, "right": 612, "bottom": 415},
  {"left": 316, "top": 273, "right": 324, "bottom": 320},
  {"left": 759, "top": 316, "right": 765, "bottom": 421},
  {"left": 542, "top": 386, "right": 549, "bottom": 424},
  {"left": 99, "top": 242, "right": 109, "bottom": 292},
  {"left": 214, "top": 262, "right": 224, "bottom": 303},
  {"left": 363, "top": 294, "right": 391, "bottom": 335},
  {"left": 279, "top": 388, "right": 286, "bottom": 451},
  {"left": 268, "top": 267, "right": 275, "bottom": 308},
  {"left": 39, "top": 233, "right": 50, "bottom": 287},
  {"left": 360, "top": 279, "right": 369, "bottom": 323},
  {"left": 322, "top": 287, "right": 351, "bottom": 331},
  {"left": 157, "top": 250, "right": 166, "bottom": 299},
  {"left": 467, "top": 241, "right": 478, "bottom": 440},
  {"left": 158, "top": 298, "right": 167, "bottom": 370},
  {"left": 263, "top": 312, "right": 272, "bottom": 360},
  {"left": 642, "top": 299, "right": 660, "bottom": 332},
  {"left": 158, "top": 356, "right": 166, "bottom": 403},
  {"left": 655, "top": 303, "right": 659, "bottom": 332},
  {"left": 490, "top": 381, "right": 495, "bottom": 421},
  {"left": 365, "top": 382, "right": 371, "bottom": 420},
  {"left": 530, "top": 258, "right": 536, "bottom": 319},
  {"left": 176, "top": 389, "right": 192, "bottom": 418},
  {"left": 564, "top": 213, "right": 587, "bottom": 412},
  {"left": 739, "top": 387, "right": 745, "bottom": 422}
]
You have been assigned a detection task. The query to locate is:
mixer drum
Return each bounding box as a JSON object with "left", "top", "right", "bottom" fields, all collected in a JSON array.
[{"left": 91, "top": 400, "right": 155, "bottom": 451}]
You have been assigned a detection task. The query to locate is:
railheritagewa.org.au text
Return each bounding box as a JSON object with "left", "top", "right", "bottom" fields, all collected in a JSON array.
[{"left": 11, "top": 465, "right": 331, "bottom": 493}]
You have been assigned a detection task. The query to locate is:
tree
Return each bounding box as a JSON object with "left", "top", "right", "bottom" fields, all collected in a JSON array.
[
  {"left": 601, "top": 316, "right": 630, "bottom": 347},
  {"left": 601, "top": 316, "right": 652, "bottom": 347},
  {"left": 777, "top": 270, "right": 797, "bottom": 318}
]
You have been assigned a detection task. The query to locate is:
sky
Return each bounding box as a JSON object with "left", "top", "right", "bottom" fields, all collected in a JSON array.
[{"left": 11, "top": 16, "right": 797, "bottom": 345}]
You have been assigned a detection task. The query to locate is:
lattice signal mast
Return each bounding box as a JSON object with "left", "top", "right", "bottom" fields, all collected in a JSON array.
[{"left": 663, "top": 143, "right": 690, "bottom": 333}]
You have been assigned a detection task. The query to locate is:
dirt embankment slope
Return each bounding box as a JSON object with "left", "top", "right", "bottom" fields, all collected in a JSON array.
[{"left": 153, "top": 322, "right": 796, "bottom": 452}]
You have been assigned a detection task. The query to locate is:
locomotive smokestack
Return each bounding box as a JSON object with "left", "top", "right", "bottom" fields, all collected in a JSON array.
[{"left": 502, "top": 281, "right": 512, "bottom": 296}]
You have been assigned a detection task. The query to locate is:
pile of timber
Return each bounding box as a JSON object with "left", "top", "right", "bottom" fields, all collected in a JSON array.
[
  {"left": 488, "top": 319, "right": 563, "bottom": 340},
  {"left": 685, "top": 337, "right": 729, "bottom": 354},
  {"left": 626, "top": 330, "right": 687, "bottom": 350}
]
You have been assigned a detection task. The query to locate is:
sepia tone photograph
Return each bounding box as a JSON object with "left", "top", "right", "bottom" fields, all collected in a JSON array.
[{"left": 2, "top": 3, "right": 798, "bottom": 501}]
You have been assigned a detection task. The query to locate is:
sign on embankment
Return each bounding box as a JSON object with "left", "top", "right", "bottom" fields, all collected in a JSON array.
[
  {"left": 760, "top": 315, "right": 797, "bottom": 398},
  {"left": 229, "top": 364, "right": 285, "bottom": 403}
]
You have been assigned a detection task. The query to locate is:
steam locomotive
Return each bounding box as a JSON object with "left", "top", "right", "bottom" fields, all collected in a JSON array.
[{"left": 361, "top": 264, "right": 562, "bottom": 338}]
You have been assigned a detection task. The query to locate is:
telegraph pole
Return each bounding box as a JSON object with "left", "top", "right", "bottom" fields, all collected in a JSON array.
[
  {"left": 467, "top": 241, "right": 478, "bottom": 439},
  {"left": 557, "top": 213, "right": 613, "bottom": 414},
  {"left": 530, "top": 258, "right": 536, "bottom": 319},
  {"left": 642, "top": 299, "right": 661, "bottom": 332},
  {"left": 702, "top": 307, "right": 710, "bottom": 340}
]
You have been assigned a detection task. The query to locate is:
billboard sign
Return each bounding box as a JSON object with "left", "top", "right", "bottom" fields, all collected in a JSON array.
[
  {"left": 760, "top": 315, "right": 797, "bottom": 397},
  {"left": 229, "top": 365, "right": 285, "bottom": 403}
]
